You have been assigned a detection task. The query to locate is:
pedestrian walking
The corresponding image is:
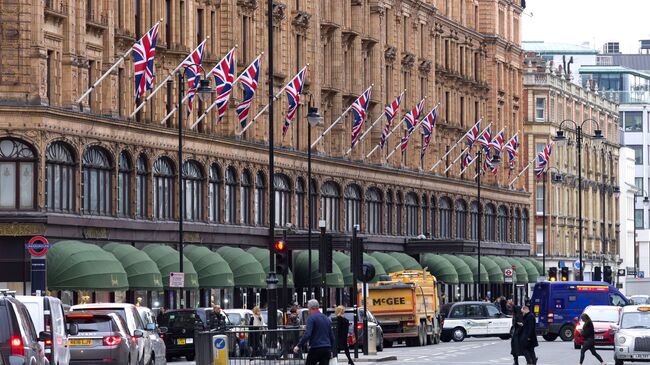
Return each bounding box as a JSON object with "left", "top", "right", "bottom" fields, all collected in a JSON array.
[
  {"left": 294, "top": 299, "right": 335, "bottom": 365},
  {"left": 284, "top": 306, "right": 301, "bottom": 358},
  {"left": 249, "top": 306, "right": 265, "bottom": 357},
  {"left": 500, "top": 296, "right": 509, "bottom": 314},
  {"left": 579, "top": 313, "right": 606, "bottom": 365},
  {"left": 208, "top": 304, "right": 227, "bottom": 332},
  {"left": 510, "top": 306, "right": 524, "bottom": 365},
  {"left": 519, "top": 305, "right": 538, "bottom": 365},
  {"left": 334, "top": 306, "right": 354, "bottom": 365}
]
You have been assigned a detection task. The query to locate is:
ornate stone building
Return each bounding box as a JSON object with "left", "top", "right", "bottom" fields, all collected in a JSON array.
[
  {"left": 523, "top": 54, "right": 620, "bottom": 280},
  {"left": 0, "top": 0, "right": 530, "bottom": 295}
]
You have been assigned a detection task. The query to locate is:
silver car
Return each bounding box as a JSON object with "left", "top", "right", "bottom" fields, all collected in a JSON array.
[
  {"left": 136, "top": 307, "right": 167, "bottom": 365},
  {"left": 66, "top": 312, "right": 139, "bottom": 365},
  {"left": 614, "top": 305, "right": 650, "bottom": 365}
]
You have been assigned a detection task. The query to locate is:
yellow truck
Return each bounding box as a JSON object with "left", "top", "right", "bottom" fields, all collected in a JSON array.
[{"left": 365, "top": 270, "right": 440, "bottom": 347}]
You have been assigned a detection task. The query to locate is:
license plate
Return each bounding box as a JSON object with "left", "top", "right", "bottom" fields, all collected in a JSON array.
[
  {"left": 186, "top": 338, "right": 193, "bottom": 344},
  {"left": 634, "top": 354, "right": 650, "bottom": 359},
  {"left": 595, "top": 336, "right": 604, "bottom": 340},
  {"left": 177, "top": 338, "right": 193, "bottom": 345},
  {"left": 69, "top": 339, "right": 93, "bottom": 346},
  {"left": 177, "top": 338, "right": 186, "bottom": 345}
]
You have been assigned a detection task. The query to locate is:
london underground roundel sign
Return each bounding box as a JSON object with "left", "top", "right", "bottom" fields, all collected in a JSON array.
[{"left": 26, "top": 236, "right": 49, "bottom": 257}]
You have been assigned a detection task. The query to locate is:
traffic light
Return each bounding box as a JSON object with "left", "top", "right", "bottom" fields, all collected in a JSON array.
[
  {"left": 548, "top": 267, "right": 558, "bottom": 281},
  {"left": 274, "top": 241, "right": 289, "bottom": 275},
  {"left": 350, "top": 235, "right": 364, "bottom": 278},
  {"left": 604, "top": 266, "right": 613, "bottom": 284},
  {"left": 320, "top": 235, "right": 333, "bottom": 274},
  {"left": 560, "top": 267, "right": 569, "bottom": 281},
  {"left": 593, "top": 266, "right": 602, "bottom": 281}
]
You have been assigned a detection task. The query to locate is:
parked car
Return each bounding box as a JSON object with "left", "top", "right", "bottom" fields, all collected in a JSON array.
[
  {"left": 16, "top": 295, "right": 71, "bottom": 365},
  {"left": 614, "top": 305, "right": 650, "bottom": 365},
  {"left": 70, "top": 303, "right": 152, "bottom": 365},
  {"left": 136, "top": 307, "right": 167, "bottom": 365},
  {"left": 440, "top": 301, "right": 512, "bottom": 342},
  {"left": 0, "top": 290, "right": 51, "bottom": 365},
  {"left": 223, "top": 309, "right": 254, "bottom": 357},
  {"left": 531, "top": 281, "right": 628, "bottom": 342},
  {"left": 629, "top": 295, "right": 650, "bottom": 305},
  {"left": 573, "top": 305, "right": 621, "bottom": 349},
  {"left": 325, "top": 307, "right": 384, "bottom": 352},
  {"left": 261, "top": 310, "right": 283, "bottom": 326},
  {"left": 66, "top": 311, "right": 139, "bottom": 365}
]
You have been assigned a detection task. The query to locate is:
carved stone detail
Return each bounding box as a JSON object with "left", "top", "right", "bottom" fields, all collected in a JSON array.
[
  {"left": 237, "top": 0, "right": 258, "bottom": 12},
  {"left": 419, "top": 59, "right": 433, "bottom": 74},
  {"left": 272, "top": 2, "right": 287, "bottom": 24},
  {"left": 384, "top": 46, "right": 397, "bottom": 63},
  {"left": 401, "top": 52, "right": 416, "bottom": 69},
  {"left": 292, "top": 10, "right": 311, "bottom": 31}
]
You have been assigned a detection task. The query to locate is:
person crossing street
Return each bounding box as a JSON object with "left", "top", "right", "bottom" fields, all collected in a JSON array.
[
  {"left": 579, "top": 313, "right": 606, "bottom": 365},
  {"left": 294, "top": 299, "right": 335, "bottom": 365},
  {"left": 520, "top": 305, "right": 538, "bottom": 365}
]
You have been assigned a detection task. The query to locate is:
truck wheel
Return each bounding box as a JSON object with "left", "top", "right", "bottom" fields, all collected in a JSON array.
[
  {"left": 434, "top": 333, "right": 441, "bottom": 345},
  {"left": 418, "top": 325, "right": 426, "bottom": 346},
  {"left": 543, "top": 333, "right": 558, "bottom": 341},
  {"left": 559, "top": 325, "right": 574, "bottom": 341},
  {"left": 452, "top": 327, "right": 466, "bottom": 342}
]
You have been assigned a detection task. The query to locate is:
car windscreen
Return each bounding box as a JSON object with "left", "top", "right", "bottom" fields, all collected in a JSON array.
[
  {"left": 158, "top": 312, "right": 199, "bottom": 329},
  {"left": 585, "top": 308, "right": 619, "bottom": 323},
  {"left": 620, "top": 312, "right": 650, "bottom": 329},
  {"left": 67, "top": 316, "right": 115, "bottom": 332},
  {"left": 630, "top": 297, "right": 650, "bottom": 305},
  {"left": 226, "top": 313, "right": 243, "bottom": 325}
]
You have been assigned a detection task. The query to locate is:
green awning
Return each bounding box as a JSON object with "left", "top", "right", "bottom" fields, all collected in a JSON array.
[
  {"left": 370, "top": 252, "right": 405, "bottom": 274},
  {"left": 490, "top": 256, "right": 516, "bottom": 283},
  {"left": 457, "top": 255, "right": 489, "bottom": 284},
  {"left": 363, "top": 253, "right": 387, "bottom": 283},
  {"left": 216, "top": 247, "right": 266, "bottom": 288},
  {"left": 103, "top": 243, "right": 163, "bottom": 290},
  {"left": 332, "top": 251, "right": 353, "bottom": 286},
  {"left": 293, "top": 250, "right": 345, "bottom": 288},
  {"left": 246, "top": 247, "right": 294, "bottom": 288},
  {"left": 391, "top": 252, "right": 423, "bottom": 270},
  {"left": 184, "top": 246, "right": 235, "bottom": 288},
  {"left": 441, "top": 255, "right": 474, "bottom": 284},
  {"left": 478, "top": 256, "right": 504, "bottom": 284},
  {"left": 513, "top": 258, "right": 539, "bottom": 283},
  {"left": 48, "top": 240, "right": 129, "bottom": 291},
  {"left": 142, "top": 244, "right": 199, "bottom": 289},
  {"left": 523, "top": 258, "right": 544, "bottom": 277},
  {"left": 420, "top": 254, "right": 459, "bottom": 284},
  {"left": 503, "top": 257, "right": 529, "bottom": 284}
]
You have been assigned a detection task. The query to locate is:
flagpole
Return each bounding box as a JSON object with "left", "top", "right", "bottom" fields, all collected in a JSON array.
[
  {"left": 430, "top": 119, "right": 486, "bottom": 172},
  {"left": 384, "top": 103, "right": 436, "bottom": 161},
  {"left": 459, "top": 154, "right": 478, "bottom": 175},
  {"left": 366, "top": 97, "right": 427, "bottom": 159},
  {"left": 130, "top": 37, "right": 209, "bottom": 119},
  {"left": 76, "top": 20, "right": 163, "bottom": 104},
  {"left": 508, "top": 156, "right": 536, "bottom": 187},
  {"left": 237, "top": 64, "right": 308, "bottom": 136},
  {"left": 444, "top": 146, "right": 470, "bottom": 174},
  {"left": 345, "top": 89, "right": 406, "bottom": 156}
]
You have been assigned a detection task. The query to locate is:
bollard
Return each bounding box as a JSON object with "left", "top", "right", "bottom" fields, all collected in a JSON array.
[
  {"left": 367, "top": 324, "right": 377, "bottom": 355},
  {"left": 212, "top": 334, "right": 229, "bottom": 365}
]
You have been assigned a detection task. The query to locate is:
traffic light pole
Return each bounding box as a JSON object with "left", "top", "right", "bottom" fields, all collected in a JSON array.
[
  {"left": 543, "top": 171, "right": 546, "bottom": 275},
  {"left": 267, "top": 0, "right": 278, "bottom": 336},
  {"left": 351, "top": 225, "right": 359, "bottom": 359},
  {"left": 319, "top": 224, "right": 328, "bottom": 309}
]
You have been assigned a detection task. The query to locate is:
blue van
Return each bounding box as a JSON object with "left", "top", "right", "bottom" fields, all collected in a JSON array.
[{"left": 530, "top": 281, "right": 628, "bottom": 342}]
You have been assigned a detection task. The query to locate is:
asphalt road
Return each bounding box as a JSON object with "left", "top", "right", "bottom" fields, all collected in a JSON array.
[{"left": 169, "top": 336, "right": 617, "bottom": 365}]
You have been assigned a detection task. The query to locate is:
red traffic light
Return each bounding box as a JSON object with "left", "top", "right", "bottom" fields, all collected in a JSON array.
[{"left": 274, "top": 241, "right": 285, "bottom": 252}]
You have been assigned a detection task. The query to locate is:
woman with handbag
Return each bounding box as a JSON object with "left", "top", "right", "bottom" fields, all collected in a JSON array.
[
  {"left": 579, "top": 313, "right": 606, "bottom": 365},
  {"left": 334, "top": 306, "right": 354, "bottom": 365},
  {"left": 249, "top": 306, "right": 265, "bottom": 357}
]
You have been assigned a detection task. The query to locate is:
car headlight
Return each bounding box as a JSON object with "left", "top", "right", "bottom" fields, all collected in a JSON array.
[{"left": 617, "top": 336, "right": 627, "bottom": 345}]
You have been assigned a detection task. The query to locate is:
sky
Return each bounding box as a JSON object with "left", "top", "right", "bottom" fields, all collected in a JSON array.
[{"left": 522, "top": 0, "right": 650, "bottom": 53}]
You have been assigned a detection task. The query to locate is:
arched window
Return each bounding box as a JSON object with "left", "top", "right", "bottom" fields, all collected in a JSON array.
[
  {"left": 439, "top": 197, "right": 452, "bottom": 238},
  {"left": 208, "top": 164, "right": 221, "bottom": 223},
  {"left": 366, "top": 188, "right": 382, "bottom": 234},
  {"left": 497, "top": 205, "right": 508, "bottom": 242},
  {"left": 522, "top": 209, "right": 529, "bottom": 243},
  {"left": 117, "top": 152, "right": 131, "bottom": 217},
  {"left": 345, "top": 184, "right": 361, "bottom": 232},
  {"left": 455, "top": 200, "right": 467, "bottom": 239},
  {"left": 82, "top": 146, "right": 111, "bottom": 215},
  {"left": 470, "top": 201, "right": 479, "bottom": 240},
  {"left": 255, "top": 172, "right": 266, "bottom": 226},
  {"left": 422, "top": 194, "right": 428, "bottom": 236},
  {"left": 485, "top": 203, "right": 496, "bottom": 241},
  {"left": 153, "top": 157, "right": 174, "bottom": 219},
  {"left": 310, "top": 179, "right": 318, "bottom": 229},
  {"left": 274, "top": 174, "right": 291, "bottom": 227},
  {"left": 386, "top": 190, "right": 394, "bottom": 235},
  {"left": 405, "top": 192, "right": 419, "bottom": 236},
  {"left": 45, "top": 141, "right": 74, "bottom": 212},
  {"left": 183, "top": 160, "right": 203, "bottom": 221},
  {"left": 224, "top": 167, "right": 237, "bottom": 223},
  {"left": 240, "top": 170, "right": 252, "bottom": 224},
  {"left": 396, "top": 192, "right": 403, "bottom": 235},
  {"left": 295, "top": 177, "right": 305, "bottom": 228},
  {"left": 321, "top": 181, "right": 340, "bottom": 231},
  {"left": 514, "top": 208, "right": 521, "bottom": 242},
  {"left": 430, "top": 196, "right": 437, "bottom": 238},
  {"left": 0, "top": 139, "right": 36, "bottom": 210},
  {"left": 135, "top": 155, "right": 148, "bottom": 218}
]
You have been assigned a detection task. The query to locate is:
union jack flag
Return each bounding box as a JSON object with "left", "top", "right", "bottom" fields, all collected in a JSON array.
[
  {"left": 420, "top": 107, "right": 438, "bottom": 159},
  {"left": 282, "top": 67, "right": 307, "bottom": 136},
  {"left": 133, "top": 23, "right": 160, "bottom": 101},
  {"left": 210, "top": 48, "right": 236, "bottom": 123},
  {"left": 489, "top": 129, "right": 505, "bottom": 152},
  {"left": 236, "top": 56, "right": 261, "bottom": 128},
  {"left": 351, "top": 86, "right": 372, "bottom": 148},
  {"left": 465, "top": 119, "right": 482, "bottom": 149},
  {"left": 504, "top": 133, "right": 520, "bottom": 171},
  {"left": 183, "top": 40, "right": 207, "bottom": 116},
  {"left": 461, "top": 152, "right": 473, "bottom": 170},
  {"left": 379, "top": 94, "right": 403, "bottom": 148},
  {"left": 400, "top": 98, "right": 426, "bottom": 152},
  {"left": 483, "top": 151, "right": 495, "bottom": 173},
  {"left": 476, "top": 126, "right": 492, "bottom": 151},
  {"left": 534, "top": 143, "right": 553, "bottom": 177}
]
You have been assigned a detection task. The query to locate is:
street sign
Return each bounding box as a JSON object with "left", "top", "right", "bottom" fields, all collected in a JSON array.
[
  {"left": 504, "top": 268, "right": 514, "bottom": 277},
  {"left": 627, "top": 267, "right": 637, "bottom": 276},
  {"left": 574, "top": 260, "right": 581, "bottom": 270},
  {"left": 26, "top": 236, "right": 49, "bottom": 257},
  {"left": 169, "top": 272, "right": 185, "bottom": 288},
  {"left": 505, "top": 276, "right": 513, "bottom": 283},
  {"left": 537, "top": 276, "right": 546, "bottom": 283},
  {"left": 617, "top": 269, "right": 626, "bottom": 277}
]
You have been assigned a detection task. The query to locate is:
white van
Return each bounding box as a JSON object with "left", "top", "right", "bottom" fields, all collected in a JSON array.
[{"left": 16, "top": 295, "right": 72, "bottom": 365}]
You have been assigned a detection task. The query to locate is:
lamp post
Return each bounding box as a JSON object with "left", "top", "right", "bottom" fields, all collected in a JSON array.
[
  {"left": 633, "top": 189, "right": 649, "bottom": 278},
  {"left": 554, "top": 119, "right": 604, "bottom": 281},
  {"left": 542, "top": 167, "right": 563, "bottom": 276},
  {"left": 177, "top": 67, "right": 214, "bottom": 309},
  {"left": 306, "top": 101, "right": 323, "bottom": 298}
]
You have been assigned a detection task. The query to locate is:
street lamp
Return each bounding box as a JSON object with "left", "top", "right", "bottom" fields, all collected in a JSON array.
[
  {"left": 542, "top": 166, "right": 563, "bottom": 276},
  {"left": 177, "top": 64, "right": 214, "bottom": 309},
  {"left": 634, "top": 189, "right": 649, "bottom": 278},
  {"left": 306, "top": 99, "right": 323, "bottom": 298},
  {"left": 554, "top": 119, "right": 604, "bottom": 280}
]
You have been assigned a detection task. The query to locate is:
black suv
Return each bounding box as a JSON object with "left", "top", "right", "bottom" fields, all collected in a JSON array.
[{"left": 0, "top": 290, "right": 51, "bottom": 365}]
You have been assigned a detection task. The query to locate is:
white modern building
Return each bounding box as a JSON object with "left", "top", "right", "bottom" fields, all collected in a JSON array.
[
  {"left": 619, "top": 147, "right": 642, "bottom": 292},
  {"left": 522, "top": 41, "right": 598, "bottom": 86}
]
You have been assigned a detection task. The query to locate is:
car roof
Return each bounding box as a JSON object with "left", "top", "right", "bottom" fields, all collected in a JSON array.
[
  {"left": 630, "top": 295, "right": 650, "bottom": 298},
  {"left": 585, "top": 305, "right": 620, "bottom": 311},
  {"left": 450, "top": 301, "right": 492, "bottom": 306},
  {"left": 223, "top": 309, "right": 253, "bottom": 314},
  {"left": 72, "top": 303, "right": 136, "bottom": 309},
  {"left": 622, "top": 305, "right": 650, "bottom": 313}
]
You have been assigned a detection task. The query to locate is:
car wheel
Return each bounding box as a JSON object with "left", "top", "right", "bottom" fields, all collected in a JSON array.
[
  {"left": 574, "top": 342, "right": 581, "bottom": 350},
  {"left": 542, "top": 333, "right": 558, "bottom": 341},
  {"left": 559, "top": 325, "right": 574, "bottom": 341},
  {"left": 383, "top": 339, "right": 393, "bottom": 348},
  {"left": 165, "top": 355, "right": 173, "bottom": 362},
  {"left": 377, "top": 335, "right": 384, "bottom": 352},
  {"left": 452, "top": 327, "right": 466, "bottom": 342},
  {"left": 185, "top": 354, "right": 195, "bottom": 362},
  {"left": 614, "top": 356, "right": 624, "bottom": 365}
]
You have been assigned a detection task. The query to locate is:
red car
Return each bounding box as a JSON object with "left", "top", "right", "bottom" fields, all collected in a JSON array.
[{"left": 573, "top": 305, "right": 621, "bottom": 349}]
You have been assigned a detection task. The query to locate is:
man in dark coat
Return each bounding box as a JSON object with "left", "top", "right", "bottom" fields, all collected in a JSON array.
[
  {"left": 519, "top": 305, "right": 538, "bottom": 365},
  {"left": 510, "top": 306, "right": 523, "bottom": 365}
]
